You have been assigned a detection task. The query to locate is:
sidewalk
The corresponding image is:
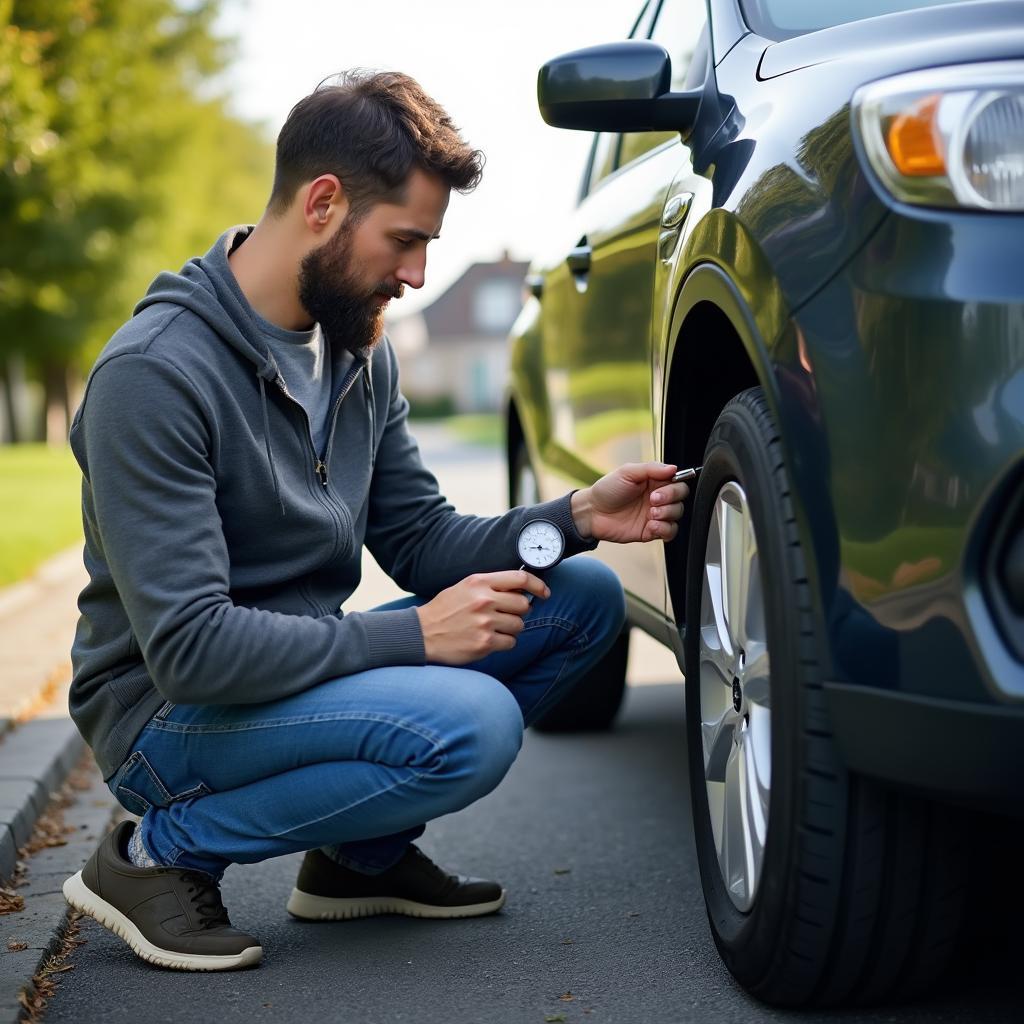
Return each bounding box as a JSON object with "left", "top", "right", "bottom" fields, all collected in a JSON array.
[
  {"left": 0, "top": 545, "right": 111, "bottom": 1022},
  {"left": 0, "top": 547, "right": 86, "bottom": 725}
]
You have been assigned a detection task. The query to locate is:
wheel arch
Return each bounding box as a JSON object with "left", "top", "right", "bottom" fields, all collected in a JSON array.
[{"left": 661, "top": 262, "right": 787, "bottom": 626}]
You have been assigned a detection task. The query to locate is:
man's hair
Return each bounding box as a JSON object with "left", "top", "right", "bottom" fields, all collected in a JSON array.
[{"left": 268, "top": 70, "right": 484, "bottom": 218}]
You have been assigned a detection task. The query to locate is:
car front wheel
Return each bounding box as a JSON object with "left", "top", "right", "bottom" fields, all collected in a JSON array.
[{"left": 684, "top": 387, "right": 967, "bottom": 1007}]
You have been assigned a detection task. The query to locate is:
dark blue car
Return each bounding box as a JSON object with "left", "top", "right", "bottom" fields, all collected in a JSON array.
[{"left": 505, "top": 0, "right": 1024, "bottom": 1006}]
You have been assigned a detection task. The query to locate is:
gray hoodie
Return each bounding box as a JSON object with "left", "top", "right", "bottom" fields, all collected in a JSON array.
[{"left": 69, "top": 227, "right": 597, "bottom": 780}]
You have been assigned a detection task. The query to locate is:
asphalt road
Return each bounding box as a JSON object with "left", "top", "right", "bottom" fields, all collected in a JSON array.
[
  {"left": 43, "top": 428, "right": 1021, "bottom": 1023},
  {"left": 45, "top": 680, "right": 1018, "bottom": 1024}
]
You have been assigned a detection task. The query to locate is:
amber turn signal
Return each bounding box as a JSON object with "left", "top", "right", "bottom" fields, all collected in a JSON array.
[{"left": 885, "top": 94, "right": 946, "bottom": 177}]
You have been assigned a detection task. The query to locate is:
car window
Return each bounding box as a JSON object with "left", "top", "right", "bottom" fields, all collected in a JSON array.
[
  {"left": 617, "top": 0, "right": 709, "bottom": 169},
  {"left": 585, "top": 132, "right": 621, "bottom": 195},
  {"left": 581, "top": 0, "right": 660, "bottom": 197},
  {"left": 741, "top": 0, "right": 968, "bottom": 41}
]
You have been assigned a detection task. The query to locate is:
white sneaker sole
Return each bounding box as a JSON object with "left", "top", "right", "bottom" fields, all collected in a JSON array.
[
  {"left": 63, "top": 871, "right": 263, "bottom": 971},
  {"left": 285, "top": 886, "right": 507, "bottom": 921}
]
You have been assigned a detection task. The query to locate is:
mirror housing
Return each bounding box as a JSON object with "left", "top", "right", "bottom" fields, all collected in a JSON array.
[{"left": 538, "top": 41, "right": 701, "bottom": 135}]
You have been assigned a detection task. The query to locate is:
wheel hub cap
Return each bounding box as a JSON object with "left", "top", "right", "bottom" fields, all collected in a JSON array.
[{"left": 698, "top": 481, "right": 771, "bottom": 913}]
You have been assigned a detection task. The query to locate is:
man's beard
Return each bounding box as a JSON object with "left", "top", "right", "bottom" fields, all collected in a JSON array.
[{"left": 297, "top": 216, "right": 402, "bottom": 357}]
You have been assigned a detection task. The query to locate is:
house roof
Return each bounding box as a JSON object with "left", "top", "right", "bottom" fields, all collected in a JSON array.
[{"left": 416, "top": 255, "right": 529, "bottom": 339}]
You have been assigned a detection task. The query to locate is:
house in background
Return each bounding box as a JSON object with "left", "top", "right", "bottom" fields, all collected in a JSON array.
[{"left": 386, "top": 254, "right": 528, "bottom": 414}]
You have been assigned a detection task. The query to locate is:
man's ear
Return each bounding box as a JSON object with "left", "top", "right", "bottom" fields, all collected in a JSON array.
[{"left": 302, "top": 175, "right": 348, "bottom": 233}]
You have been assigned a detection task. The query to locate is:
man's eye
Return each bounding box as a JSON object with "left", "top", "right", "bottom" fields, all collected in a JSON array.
[{"left": 394, "top": 238, "right": 413, "bottom": 249}]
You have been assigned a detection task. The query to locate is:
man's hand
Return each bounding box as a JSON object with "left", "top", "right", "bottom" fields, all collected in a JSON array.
[
  {"left": 570, "top": 463, "right": 687, "bottom": 544},
  {"left": 415, "top": 570, "right": 550, "bottom": 665}
]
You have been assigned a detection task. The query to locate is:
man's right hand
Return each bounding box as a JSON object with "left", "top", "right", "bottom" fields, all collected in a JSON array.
[{"left": 415, "top": 570, "right": 550, "bottom": 665}]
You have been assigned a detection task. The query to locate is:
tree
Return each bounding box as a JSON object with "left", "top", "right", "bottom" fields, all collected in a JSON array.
[{"left": 0, "top": 0, "right": 273, "bottom": 442}]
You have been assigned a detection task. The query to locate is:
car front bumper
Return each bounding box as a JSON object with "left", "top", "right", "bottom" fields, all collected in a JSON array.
[{"left": 825, "top": 680, "right": 1024, "bottom": 813}]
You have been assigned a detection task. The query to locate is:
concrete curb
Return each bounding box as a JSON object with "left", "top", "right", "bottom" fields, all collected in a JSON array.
[
  {"left": 0, "top": 719, "right": 86, "bottom": 886},
  {"left": 0, "top": 751, "right": 117, "bottom": 1023}
]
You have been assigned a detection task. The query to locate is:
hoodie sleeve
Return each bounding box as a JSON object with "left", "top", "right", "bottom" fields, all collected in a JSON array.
[
  {"left": 363, "top": 342, "right": 598, "bottom": 596},
  {"left": 77, "top": 352, "right": 424, "bottom": 706}
]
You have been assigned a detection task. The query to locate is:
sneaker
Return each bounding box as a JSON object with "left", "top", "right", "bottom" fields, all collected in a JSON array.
[
  {"left": 63, "top": 820, "right": 262, "bottom": 971},
  {"left": 286, "top": 845, "right": 506, "bottom": 921}
]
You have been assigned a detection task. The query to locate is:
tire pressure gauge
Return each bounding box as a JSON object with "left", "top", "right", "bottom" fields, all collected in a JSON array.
[{"left": 516, "top": 519, "right": 565, "bottom": 572}]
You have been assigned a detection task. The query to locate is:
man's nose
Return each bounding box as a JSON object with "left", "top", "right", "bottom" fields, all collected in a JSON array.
[{"left": 396, "top": 254, "right": 426, "bottom": 290}]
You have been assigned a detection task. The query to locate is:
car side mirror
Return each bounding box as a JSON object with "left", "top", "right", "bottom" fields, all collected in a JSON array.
[{"left": 538, "top": 41, "right": 701, "bottom": 135}]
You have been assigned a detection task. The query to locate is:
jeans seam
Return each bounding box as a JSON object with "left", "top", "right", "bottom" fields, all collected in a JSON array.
[
  {"left": 146, "top": 711, "right": 446, "bottom": 744},
  {"left": 267, "top": 764, "right": 437, "bottom": 839},
  {"left": 521, "top": 616, "right": 578, "bottom": 633}
]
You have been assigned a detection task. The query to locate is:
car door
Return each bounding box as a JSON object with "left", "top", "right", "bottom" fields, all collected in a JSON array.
[{"left": 542, "top": 0, "right": 710, "bottom": 611}]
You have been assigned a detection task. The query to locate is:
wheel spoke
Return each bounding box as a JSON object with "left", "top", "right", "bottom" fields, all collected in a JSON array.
[
  {"left": 721, "top": 499, "right": 743, "bottom": 650},
  {"left": 742, "top": 716, "right": 769, "bottom": 857},
  {"left": 722, "top": 736, "right": 749, "bottom": 905},
  {"left": 742, "top": 640, "right": 771, "bottom": 708},
  {"left": 702, "top": 703, "right": 739, "bottom": 782},
  {"left": 740, "top": 511, "right": 761, "bottom": 650},
  {"left": 703, "top": 562, "right": 734, "bottom": 663},
  {"left": 748, "top": 703, "right": 772, "bottom": 805}
]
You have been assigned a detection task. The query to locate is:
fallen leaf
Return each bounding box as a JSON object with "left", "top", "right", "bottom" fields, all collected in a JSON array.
[
  {"left": 559, "top": 991, "right": 574, "bottom": 1001},
  {"left": 553, "top": 867, "right": 571, "bottom": 875},
  {"left": 7, "top": 940, "right": 28, "bottom": 952},
  {"left": 544, "top": 1016, "right": 567, "bottom": 1023}
]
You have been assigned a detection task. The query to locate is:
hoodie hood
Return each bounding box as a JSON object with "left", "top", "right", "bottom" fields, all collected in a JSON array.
[{"left": 135, "top": 225, "right": 285, "bottom": 384}]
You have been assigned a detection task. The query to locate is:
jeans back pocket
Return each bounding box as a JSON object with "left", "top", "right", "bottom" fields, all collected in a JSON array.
[{"left": 108, "top": 749, "right": 209, "bottom": 817}]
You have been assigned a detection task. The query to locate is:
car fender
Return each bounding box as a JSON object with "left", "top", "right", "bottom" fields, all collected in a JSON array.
[{"left": 661, "top": 211, "right": 789, "bottom": 427}]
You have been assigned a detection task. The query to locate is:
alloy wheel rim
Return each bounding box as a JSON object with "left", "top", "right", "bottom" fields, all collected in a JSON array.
[{"left": 698, "top": 481, "right": 771, "bottom": 912}]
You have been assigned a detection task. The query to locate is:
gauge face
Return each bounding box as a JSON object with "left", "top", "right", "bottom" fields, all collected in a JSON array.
[{"left": 517, "top": 519, "right": 565, "bottom": 569}]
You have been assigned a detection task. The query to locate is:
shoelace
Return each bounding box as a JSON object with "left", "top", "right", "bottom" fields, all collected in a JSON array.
[
  {"left": 407, "top": 847, "right": 459, "bottom": 895},
  {"left": 178, "top": 870, "right": 230, "bottom": 930}
]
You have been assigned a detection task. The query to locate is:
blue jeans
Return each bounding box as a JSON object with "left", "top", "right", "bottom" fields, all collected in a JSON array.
[{"left": 106, "top": 557, "right": 626, "bottom": 878}]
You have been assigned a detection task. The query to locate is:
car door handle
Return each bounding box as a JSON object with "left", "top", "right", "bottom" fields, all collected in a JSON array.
[
  {"left": 659, "top": 192, "right": 695, "bottom": 260},
  {"left": 566, "top": 242, "right": 591, "bottom": 275},
  {"left": 661, "top": 192, "right": 693, "bottom": 230}
]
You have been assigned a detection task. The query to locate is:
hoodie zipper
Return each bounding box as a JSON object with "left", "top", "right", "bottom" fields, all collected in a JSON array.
[
  {"left": 273, "top": 358, "right": 363, "bottom": 488},
  {"left": 270, "top": 372, "right": 346, "bottom": 565},
  {"left": 320, "top": 356, "right": 368, "bottom": 485},
  {"left": 272, "top": 368, "right": 361, "bottom": 564}
]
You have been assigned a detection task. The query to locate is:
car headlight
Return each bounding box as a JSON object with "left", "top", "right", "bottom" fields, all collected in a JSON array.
[{"left": 853, "top": 62, "right": 1024, "bottom": 211}]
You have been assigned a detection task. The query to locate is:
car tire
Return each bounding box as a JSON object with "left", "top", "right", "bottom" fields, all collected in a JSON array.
[
  {"left": 684, "top": 387, "right": 968, "bottom": 1007},
  {"left": 510, "top": 437, "right": 629, "bottom": 732}
]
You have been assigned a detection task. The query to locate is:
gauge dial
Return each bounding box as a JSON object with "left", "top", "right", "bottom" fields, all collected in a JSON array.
[{"left": 516, "top": 519, "right": 565, "bottom": 569}]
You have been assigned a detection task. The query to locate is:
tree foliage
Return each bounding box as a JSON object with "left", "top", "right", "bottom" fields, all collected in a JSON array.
[{"left": 0, "top": 0, "right": 273, "bottom": 435}]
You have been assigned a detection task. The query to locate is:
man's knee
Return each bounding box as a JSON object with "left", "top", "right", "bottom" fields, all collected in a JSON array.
[
  {"left": 553, "top": 557, "right": 627, "bottom": 641},
  {"left": 433, "top": 670, "right": 524, "bottom": 799}
]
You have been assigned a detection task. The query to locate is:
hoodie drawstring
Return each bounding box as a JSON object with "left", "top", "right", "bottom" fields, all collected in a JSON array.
[{"left": 258, "top": 375, "right": 286, "bottom": 517}]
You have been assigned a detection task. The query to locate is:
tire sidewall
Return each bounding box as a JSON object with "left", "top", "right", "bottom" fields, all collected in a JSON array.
[{"left": 684, "top": 390, "right": 807, "bottom": 985}]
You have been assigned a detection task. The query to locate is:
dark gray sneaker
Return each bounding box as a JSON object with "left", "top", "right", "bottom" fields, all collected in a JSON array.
[
  {"left": 63, "top": 820, "right": 262, "bottom": 971},
  {"left": 286, "top": 845, "right": 506, "bottom": 921}
]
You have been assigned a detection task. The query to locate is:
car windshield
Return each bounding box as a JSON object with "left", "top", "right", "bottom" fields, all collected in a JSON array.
[{"left": 741, "top": 0, "right": 972, "bottom": 40}]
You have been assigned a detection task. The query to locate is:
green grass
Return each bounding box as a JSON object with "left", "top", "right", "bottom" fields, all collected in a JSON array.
[
  {"left": 0, "top": 444, "right": 83, "bottom": 587},
  {"left": 444, "top": 414, "right": 502, "bottom": 448}
]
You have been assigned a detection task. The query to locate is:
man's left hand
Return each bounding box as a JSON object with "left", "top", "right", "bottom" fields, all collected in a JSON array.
[{"left": 570, "top": 463, "right": 687, "bottom": 544}]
